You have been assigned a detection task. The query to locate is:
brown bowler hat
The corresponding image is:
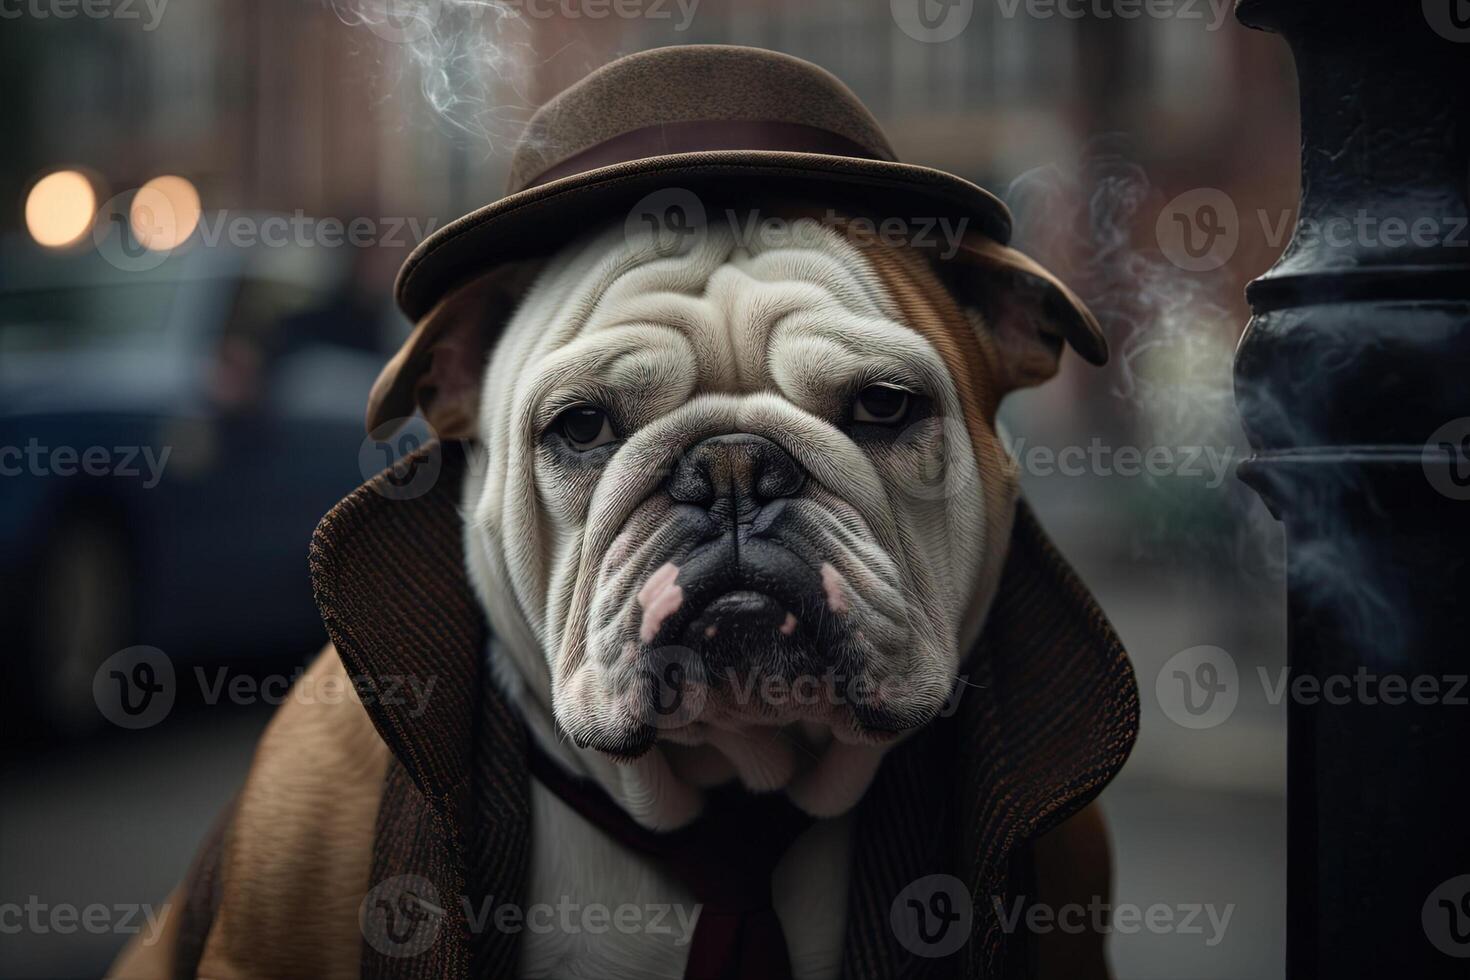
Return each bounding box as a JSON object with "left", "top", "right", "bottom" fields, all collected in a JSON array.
[{"left": 371, "top": 44, "right": 1105, "bottom": 435}]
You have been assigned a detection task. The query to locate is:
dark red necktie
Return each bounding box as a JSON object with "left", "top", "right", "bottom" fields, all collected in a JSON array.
[{"left": 526, "top": 740, "right": 814, "bottom": 980}]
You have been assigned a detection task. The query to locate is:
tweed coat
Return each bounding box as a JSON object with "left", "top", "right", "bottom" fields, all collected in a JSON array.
[{"left": 143, "top": 440, "right": 1136, "bottom": 979}]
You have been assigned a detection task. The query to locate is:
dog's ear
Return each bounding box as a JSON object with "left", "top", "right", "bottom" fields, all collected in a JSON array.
[
  {"left": 937, "top": 234, "right": 1106, "bottom": 402},
  {"left": 366, "top": 262, "right": 541, "bottom": 439}
]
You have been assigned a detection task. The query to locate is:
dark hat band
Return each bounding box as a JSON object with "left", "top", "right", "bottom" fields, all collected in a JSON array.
[{"left": 521, "top": 119, "right": 889, "bottom": 191}]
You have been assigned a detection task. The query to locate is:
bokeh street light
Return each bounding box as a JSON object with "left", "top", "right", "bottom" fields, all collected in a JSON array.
[
  {"left": 24, "top": 169, "right": 97, "bottom": 248},
  {"left": 130, "top": 175, "right": 202, "bottom": 251}
]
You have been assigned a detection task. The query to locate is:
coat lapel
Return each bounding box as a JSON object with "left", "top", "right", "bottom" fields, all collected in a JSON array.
[
  {"left": 952, "top": 503, "right": 1138, "bottom": 976},
  {"left": 836, "top": 503, "right": 1138, "bottom": 979},
  {"left": 309, "top": 441, "right": 1138, "bottom": 979},
  {"left": 310, "top": 441, "right": 528, "bottom": 978}
]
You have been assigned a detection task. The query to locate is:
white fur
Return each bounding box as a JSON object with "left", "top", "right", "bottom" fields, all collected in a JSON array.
[{"left": 502, "top": 643, "right": 852, "bottom": 980}]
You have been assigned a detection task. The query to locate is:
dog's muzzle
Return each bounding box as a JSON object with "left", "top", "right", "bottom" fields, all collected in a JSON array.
[{"left": 640, "top": 434, "right": 851, "bottom": 679}]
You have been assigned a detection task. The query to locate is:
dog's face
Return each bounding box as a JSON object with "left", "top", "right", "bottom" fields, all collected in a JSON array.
[{"left": 393, "top": 211, "right": 1098, "bottom": 817}]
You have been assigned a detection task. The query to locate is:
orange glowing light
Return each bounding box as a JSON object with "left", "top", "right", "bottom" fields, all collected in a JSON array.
[
  {"left": 25, "top": 170, "right": 97, "bottom": 248},
  {"left": 130, "top": 176, "right": 202, "bottom": 251}
]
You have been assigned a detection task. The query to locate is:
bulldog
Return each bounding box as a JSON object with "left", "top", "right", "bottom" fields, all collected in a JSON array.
[
  {"left": 112, "top": 46, "right": 1136, "bottom": 980},
  {"left": 448, "top": 209, "right": 1111, "bottom": 978}
]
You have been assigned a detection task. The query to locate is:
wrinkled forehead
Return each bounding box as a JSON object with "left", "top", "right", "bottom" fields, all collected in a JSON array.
[{"left": 497, "top": 214, "right": 948, "bottom": 400}]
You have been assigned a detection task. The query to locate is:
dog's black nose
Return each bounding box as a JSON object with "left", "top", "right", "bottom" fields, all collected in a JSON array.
[{"left": 668, "top": 434, "right": 806, "bottom": 510}]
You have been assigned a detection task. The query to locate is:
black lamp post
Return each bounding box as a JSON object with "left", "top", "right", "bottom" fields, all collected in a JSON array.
[{"left": 1233, "top": 0, "right": 1470, "bottom": 975}]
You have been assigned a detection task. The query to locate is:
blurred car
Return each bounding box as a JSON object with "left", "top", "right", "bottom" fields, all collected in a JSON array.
[{"left": 0, "top": 227, "right": 393, "bottom": 734}]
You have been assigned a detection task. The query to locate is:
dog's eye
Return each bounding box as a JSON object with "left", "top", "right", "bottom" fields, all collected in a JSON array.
[
  {"left": 852, "top": 383, "right": 911, "bottom": 424},
  {"left": 555, "top": 404, "right": 617, "bottom": 450}
]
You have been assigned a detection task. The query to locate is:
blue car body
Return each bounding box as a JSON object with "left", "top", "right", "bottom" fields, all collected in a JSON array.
[{"left": 0, "top": 229, "right": 395, "bottom": 720}]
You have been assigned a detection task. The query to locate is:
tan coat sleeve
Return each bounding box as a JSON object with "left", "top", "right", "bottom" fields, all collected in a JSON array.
[
  {"left": 107, "top": 884, "right": 185, "bottom": 979},
  {"left": 108, "top": 645, "right": 391, "bottom": 980}
]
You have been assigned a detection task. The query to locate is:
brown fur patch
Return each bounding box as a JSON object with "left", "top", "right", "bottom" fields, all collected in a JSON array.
[{"left": 844, "top": 235, "right": 1020, "bottom": 644}]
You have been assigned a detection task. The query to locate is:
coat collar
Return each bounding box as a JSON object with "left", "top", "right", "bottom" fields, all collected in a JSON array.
[{"left": 310, "top": 440, "right": 1138, "bottom": 977}]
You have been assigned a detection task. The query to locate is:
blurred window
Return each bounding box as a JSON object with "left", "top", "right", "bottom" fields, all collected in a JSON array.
[
  {"left": 0, "top": 284, "right": 182, "bottom": 356},
  {"left": 220, "top": 278, "right": 321, "bottom": 355},
  {"left": 206, "top": 278, "right": 324, "bottom": 411}
]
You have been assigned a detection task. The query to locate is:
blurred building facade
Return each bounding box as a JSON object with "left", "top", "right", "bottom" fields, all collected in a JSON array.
[
  {"left": 3, "top": 0, "right": 1300, "bottom": 478},
  {"left": 4, "top": 1, "right": 1295, "bottom": 272}
]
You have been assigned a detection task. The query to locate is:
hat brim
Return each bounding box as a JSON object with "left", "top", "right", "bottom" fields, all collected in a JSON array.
[{"left": 394, "top": 149, "right": 1013, "bottom": 321}]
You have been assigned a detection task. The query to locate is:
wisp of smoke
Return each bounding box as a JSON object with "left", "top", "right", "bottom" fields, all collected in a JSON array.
[
  {"left": 1008, "top": 149, "right": 1240, "bottom": 452},
  {"left": 1004, "top": 143, "right": 1401, "bottom": 653},
  {"left": 327, "top": 0, "right": 538, "bottom": 151}
]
